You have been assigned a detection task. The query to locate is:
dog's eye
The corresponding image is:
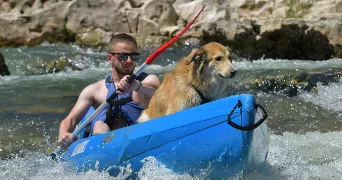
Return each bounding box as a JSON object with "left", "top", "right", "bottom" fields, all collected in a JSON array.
[{"left": 215, "top": 56, "right": 223, "bottom": 61}]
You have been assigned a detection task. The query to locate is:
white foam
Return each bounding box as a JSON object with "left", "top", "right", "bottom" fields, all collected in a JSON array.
[
  {"left": 235, "top": 58, "right": 342, "bottom": 70},
  {"left": 243, "top": 131, "right": 342, "bottom": 180},
  {"left": 299, "top": 80, "right": 342, "bottom": 116},
  {"left": 2, "top": 131, "right": 342, "bottom": 180},
  {"left": 144, "top": 64, "right": 176, "bottom": 74},
  {"left": 0, "top": 62, "right": 176, "bottom": 86},
  {"left": 137, "top": 157, "right": 196, "bottom": 180},
  {"left": 0, "top": 154, "right": 197, "bottom": 180}
]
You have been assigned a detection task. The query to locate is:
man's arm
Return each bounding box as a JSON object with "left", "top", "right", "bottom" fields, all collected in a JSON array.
[
  {"left": 58, "top": 83, "right": 97, "bottom": 149},
  {"left": 132, "top": 74, "right": 160, "bottom": 108}
]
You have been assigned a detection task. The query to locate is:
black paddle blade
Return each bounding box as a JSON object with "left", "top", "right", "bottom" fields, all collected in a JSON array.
[{"left": 50, "top": 152, "right": 59, "bottom": 161}]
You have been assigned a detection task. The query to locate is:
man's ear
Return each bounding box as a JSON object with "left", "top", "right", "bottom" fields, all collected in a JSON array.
[
  {"left": 185, "top": 48, "right": 205, "bottom": 65},
  {"left": 107, "top": 54, "right": 113, "bottom": 64}
]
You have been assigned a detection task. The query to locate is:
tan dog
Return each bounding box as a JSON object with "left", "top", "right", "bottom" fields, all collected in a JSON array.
[{"left": 137, "top": 42, "right": 237, "bottom": 123}]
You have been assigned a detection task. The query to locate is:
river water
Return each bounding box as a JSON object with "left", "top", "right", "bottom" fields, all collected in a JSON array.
[{"left": 0, "top": 42, "right": 342, "bottom": 179}]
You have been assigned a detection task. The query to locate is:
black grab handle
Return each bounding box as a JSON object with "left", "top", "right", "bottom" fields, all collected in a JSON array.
[{"left": 227, "top": 100, "right": 268, "bottom": 131}]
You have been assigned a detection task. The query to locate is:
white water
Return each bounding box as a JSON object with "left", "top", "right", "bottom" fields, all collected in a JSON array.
[
  {"left": 246, "top": 80, "right": 342, "bottom": 180},
  {"left": 2, "top": 58, "right": 342, "bottom": 86},
  {"left": 235, "top": 58, "right": 342, "bottom": 70},
  {"left": 245, "top": 131, "right": 342, "bottom": 180},
  {"left": 299, "top": 80, "right": 342, "bottom": 117},
  {"left": 1, "top": 76, "right": 342, "bottom": 180},
  {"left": 1, "top": 45, "right": 342, "bottom": 179},
  {"left": 1, "top": 132, "right": 342, "bottom": 179}
]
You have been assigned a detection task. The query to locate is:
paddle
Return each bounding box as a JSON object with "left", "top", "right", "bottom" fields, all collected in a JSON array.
[{"left": 51, "top": 4, "right": 206, "bottom": 160}]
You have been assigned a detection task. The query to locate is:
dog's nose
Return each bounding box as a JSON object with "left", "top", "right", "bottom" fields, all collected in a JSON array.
[{"left": 230, "top": 70, "right": 237, "bottom": 78}]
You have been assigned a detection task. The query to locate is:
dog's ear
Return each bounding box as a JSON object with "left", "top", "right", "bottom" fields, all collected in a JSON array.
[{"left": 185, "top": 48, "right": 205, "bottom": 65}]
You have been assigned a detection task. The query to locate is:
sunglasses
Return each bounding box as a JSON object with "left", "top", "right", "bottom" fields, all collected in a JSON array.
[{"left": 109, "top": 52, "right": 140, "bottom": 61}]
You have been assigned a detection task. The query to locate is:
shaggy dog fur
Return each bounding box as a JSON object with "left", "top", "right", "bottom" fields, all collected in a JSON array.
[{"left": 137, "top": 42, "right": 237, "bottom": 123}]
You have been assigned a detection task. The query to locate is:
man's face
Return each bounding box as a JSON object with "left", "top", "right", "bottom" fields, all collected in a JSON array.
[{"left": 107, "top": 42, "right": 138, "bottom": 76}]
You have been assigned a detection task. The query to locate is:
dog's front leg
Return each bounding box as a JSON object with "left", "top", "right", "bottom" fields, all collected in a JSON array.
[{"left": 137, "top": 112, "right": 150, "bottom": 123}]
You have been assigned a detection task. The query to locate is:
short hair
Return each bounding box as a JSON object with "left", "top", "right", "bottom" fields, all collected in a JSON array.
[{"left": 109, "top": 33, "right": 137, "bottom": 50}]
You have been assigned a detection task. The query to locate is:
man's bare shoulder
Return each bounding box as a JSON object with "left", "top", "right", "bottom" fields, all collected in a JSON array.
[{"left": 91, "top": 79, "right": 106, "bottom": 88}]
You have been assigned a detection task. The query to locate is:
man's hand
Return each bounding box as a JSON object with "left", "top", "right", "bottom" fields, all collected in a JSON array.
[
  {"left": 116, "top": 75, "right": 140, "bottom": 94},
  {"left": 58, "top": 132, "right": 74, "bottom": 149}
]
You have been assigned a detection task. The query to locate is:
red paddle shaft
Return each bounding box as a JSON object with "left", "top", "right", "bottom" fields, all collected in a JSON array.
[{"left": 145, "top": 4, "right": 206, "bottom": 65}]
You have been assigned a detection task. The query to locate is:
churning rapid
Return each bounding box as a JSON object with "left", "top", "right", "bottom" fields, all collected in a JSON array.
[{"left": 0, "top": 43, "right": 342, "bottom": 179}]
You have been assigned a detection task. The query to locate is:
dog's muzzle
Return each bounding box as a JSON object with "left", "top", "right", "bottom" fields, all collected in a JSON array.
[{"left": 219, "top": 70, "right": 237, "bottom": 79}]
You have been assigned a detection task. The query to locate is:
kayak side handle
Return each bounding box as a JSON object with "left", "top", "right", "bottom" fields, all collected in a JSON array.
[{"left": 227, "top": 100, "right": 268, "bottom": 131}]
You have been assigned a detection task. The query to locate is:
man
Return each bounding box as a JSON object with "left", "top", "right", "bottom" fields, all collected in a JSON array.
[{"left": 58, "top": 33, "right": 160, "bottom": 149}]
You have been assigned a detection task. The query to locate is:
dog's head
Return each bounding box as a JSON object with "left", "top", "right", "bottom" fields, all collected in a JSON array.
[{"left": 185, "top": 42, "right": 236, "bottom": 81}]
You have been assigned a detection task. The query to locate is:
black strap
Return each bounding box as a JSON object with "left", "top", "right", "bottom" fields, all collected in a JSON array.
[
  {"left": 227, "top": 100, "right": 268, "bottom": 131},
  {"left": 105, "top": 96, "right": 133, "bottom": 129},
  {"left": 104, "top": 73, "right": 148, "bottom": 129}
]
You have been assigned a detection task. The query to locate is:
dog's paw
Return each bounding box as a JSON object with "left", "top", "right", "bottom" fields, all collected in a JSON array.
[{"left": 137, "top": 113, "right": 150, "bottom": 123}]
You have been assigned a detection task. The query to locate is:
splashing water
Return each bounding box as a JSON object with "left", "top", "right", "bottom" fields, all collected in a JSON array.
[
  {"left": 1, "top": 44, "right": 342, "bottom": 179},
  {"left": 0, "top": 154, "right": 202, "bottom": 180},
  {"left": 299, "top": 80, "right": 342, "bottom": 117},
  {"left": 245, "top": 131, "right": 342, "bottom": 180}
]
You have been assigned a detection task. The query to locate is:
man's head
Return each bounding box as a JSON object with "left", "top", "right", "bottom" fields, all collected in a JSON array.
[{"left": 107, "top": 33, "right": 139, "bottom": 76}]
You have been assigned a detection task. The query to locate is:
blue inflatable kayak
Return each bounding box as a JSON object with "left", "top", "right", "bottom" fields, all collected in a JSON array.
[{"left": 60, "top": 94, "right": 269, "bottom": 179}]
